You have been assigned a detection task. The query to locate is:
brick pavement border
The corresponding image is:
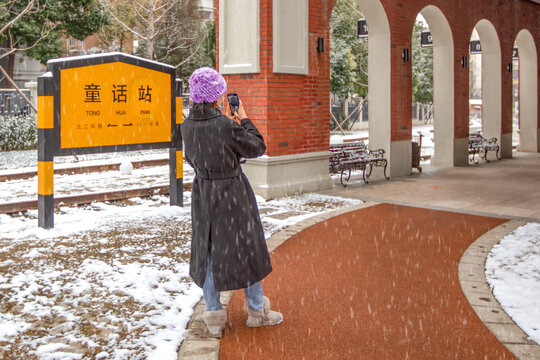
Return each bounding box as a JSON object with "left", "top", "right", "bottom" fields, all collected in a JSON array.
[
  {"left": 177, "top": 203, "right": 540, "bottom": 359},
  {"left": 458, "top": 220, "right": 540, "bottom": 360}
]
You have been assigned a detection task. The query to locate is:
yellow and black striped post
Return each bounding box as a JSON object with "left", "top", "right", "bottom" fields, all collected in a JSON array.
[
  {"left": 169, "top": 78, "right": 183, "bottom": 206},
  {"left": 37, "top": 74, "right": 55, "bottom": 228}
]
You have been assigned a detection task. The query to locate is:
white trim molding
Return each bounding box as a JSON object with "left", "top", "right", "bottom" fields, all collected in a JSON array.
[
  {"left": 273, "top": 0, "right": 309, "bottom": 75},
  {"left": 219, "top": 0, "right": 260, "bottom": 74}
]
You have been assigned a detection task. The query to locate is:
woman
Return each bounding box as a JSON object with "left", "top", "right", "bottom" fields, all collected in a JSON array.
[{"left": 181, "top": 67, "right": 282, "bottom": 338}]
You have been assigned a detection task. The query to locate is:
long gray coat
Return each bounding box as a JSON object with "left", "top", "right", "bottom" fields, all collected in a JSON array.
[{"left": 181, "top": 105, "right": 272, "bottom": 291}]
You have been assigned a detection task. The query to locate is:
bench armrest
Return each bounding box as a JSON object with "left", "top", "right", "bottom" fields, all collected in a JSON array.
[{"left": 367, "top": 148, "right": 386, "bottom": 158}]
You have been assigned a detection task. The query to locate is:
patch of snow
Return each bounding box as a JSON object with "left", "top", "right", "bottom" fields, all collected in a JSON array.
[{"left": 485, "top": 222, "right": 540, "bottom": 345}]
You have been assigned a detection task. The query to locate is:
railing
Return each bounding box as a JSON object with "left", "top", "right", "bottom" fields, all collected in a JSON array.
[{"left": 0, "top": 89, "right": 32, "bottom": 117}]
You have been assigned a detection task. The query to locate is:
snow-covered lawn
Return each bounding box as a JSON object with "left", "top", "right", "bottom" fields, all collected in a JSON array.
[
  {"left": 0, "top": 165, "right": 195, "bottom": 204},
  {"left": 0, "top": 192, "right": 361, "bottom": 359},
  {"left": 485, "top": 223, "right": 540, "bottom": 345},
  {"left": 0, "top": 149, "right": 170, "bottom": 171}
]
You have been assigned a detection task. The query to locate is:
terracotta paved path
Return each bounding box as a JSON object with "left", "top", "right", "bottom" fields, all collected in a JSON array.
[{"left": 219, "top": 203, "right": 515, "bottom": 359}]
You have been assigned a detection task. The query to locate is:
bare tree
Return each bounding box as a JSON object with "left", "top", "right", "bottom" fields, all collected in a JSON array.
[
  {"left": 153, "top": 0, "right": 204, "bottom": 68},
  {"left": 98, "top": 0, "right": 180, "bottom": 60}
]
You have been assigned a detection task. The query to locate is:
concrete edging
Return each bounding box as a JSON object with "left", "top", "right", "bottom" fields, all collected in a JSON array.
[
  {"left": 458, "top": 220, "right": 540, "bottom": 360},
  {"left": 176, "top": 201, "right": 379, "bottom": 360}
]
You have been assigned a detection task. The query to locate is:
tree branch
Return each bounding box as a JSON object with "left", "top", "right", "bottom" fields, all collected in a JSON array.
[
  {"left": 0, "top": 0, "right": 36, "bottom": 37},
  {"left": 0, "top": 48, "right": 17, "bottom": 61},
  {"left": 174, "top": 32, "right": 207, "bottom": 68},
  {"left": 98, "top": 0, "right": 147, "bottom": 40},
  {"left": 0, "top": 65, "right": 37, "bottom": 113},
  {"left": 330, "top": 111, "right": 347, "bottom": 136}
]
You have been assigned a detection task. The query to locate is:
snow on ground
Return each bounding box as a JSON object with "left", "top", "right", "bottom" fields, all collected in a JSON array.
[
  {"left": 330, "top": 124, "right": 435, "bottom": 158},
  {"left": 0, "top": 123, "right": 534, "bottom": 357},
  {"left": 0, "top": 164, "right": 195, "bottom": 204},
  {"left": 485, "top": 223, "right": 540, "bottom": 345},
  {"left": 0, "top": 149, "right": 170, "bottom": 171},
  {"left": 0, "top": 191, "right": 361, "bottom": 359}
]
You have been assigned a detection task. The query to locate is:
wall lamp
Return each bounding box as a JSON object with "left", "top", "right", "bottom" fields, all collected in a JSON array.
[
  {"left": 402, "top": 48, "right": 410, "bottom": 62},
  {"left": 317, "top": 37, "right": 324, "bottom": 53},
  {"left": 461, "top": 56, "right": 468, "bottom": 68}
]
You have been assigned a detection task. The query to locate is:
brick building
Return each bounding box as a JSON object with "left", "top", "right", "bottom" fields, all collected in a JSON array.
[{"left": 214, "top": 0, "right": 539, "bottom": 198}]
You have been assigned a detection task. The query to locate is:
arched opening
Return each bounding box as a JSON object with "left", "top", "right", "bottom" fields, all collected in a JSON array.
[
  {"left": 469, "top": 29, "right": 482, "bottom": 135},
  {"left": 471, "top": 20, "right": 503, "bottom": 159},
  {"left": 414, "top": 6, "right": 454, "bottom": 169},
  {"left": 515, "top": 29, "right": 539, "bottom": 152},
  {"left": 512, "top": 40, "right": 519, "bottom": 151},
  {"left": 356, "top": 0, "right": 391, "bottom": 166},
  {"left": 329, "top": 0, "right": 391, "bottom": 183}
]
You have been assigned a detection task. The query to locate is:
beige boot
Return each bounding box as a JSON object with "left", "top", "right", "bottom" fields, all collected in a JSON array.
[
  {"left": 202, "top": 309, "right": 227, "bottom": 338},
  {"left": 246, "top": 296, "right": 283, "bottom": 328}
]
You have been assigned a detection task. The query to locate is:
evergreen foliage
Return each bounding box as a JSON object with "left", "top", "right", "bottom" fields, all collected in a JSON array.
[
  {"left": 0, "top": 0, "right": 108, "bottom": 64},
  {"left": 171, "top": 19, "right": 216, "bottom": 90},
  {"left": 330, "top": 0, "right": 368, "bottom": 100},
  {"left": 0, "top": 115, "right": 37, "bottom": 151},
  {"left": 412, "top": 20, "right": 434, "bottom": 104}
]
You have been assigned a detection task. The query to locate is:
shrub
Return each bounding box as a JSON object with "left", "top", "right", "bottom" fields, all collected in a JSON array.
[{"left": 0, "top": 115, "right": 38, "bottom": 151}]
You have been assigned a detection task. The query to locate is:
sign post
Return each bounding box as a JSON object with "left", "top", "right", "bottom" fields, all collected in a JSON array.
[{"left": 37, "top": 53, "right": 182, "bottom": 228}]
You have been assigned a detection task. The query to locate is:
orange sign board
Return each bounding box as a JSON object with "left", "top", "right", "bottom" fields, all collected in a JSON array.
[{"left": 60, "top": 62, "right": 172, "bottom": 149}]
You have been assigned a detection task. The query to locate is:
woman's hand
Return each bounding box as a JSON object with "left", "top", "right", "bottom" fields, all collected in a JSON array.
[
  {"left": 223, "top": 100, "right": 237, "bottom": 122},
  {"left": 233, "top": 100, "right": 248, "bottom": 122}
]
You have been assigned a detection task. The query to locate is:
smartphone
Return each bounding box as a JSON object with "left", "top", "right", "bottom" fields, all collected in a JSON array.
[{"left": 227, "top": 93, "right": 240, "bottom": 114}]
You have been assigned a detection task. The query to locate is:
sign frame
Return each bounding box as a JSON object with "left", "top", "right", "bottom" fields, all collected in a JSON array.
[
  {"left": 421, "top": 30, "right": 433, "bottom": 48},
  {"left": 37, "top": 53, "right": 183, "bottom": 228},
  {"left": 470, "top": 40, "right": 482, "bottom": 54},
  {"left": 357, "top": 18, "right": 368, "bottom": 38},
  {"left": 46, "top": 53, "right": 179, "bottom": 156}
]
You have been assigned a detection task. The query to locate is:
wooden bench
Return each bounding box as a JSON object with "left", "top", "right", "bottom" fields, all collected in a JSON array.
[
  {"left": 469, "top": 132, "right": 500, "bottom": 164},
  {"left": 330, "top": 141, "right": 389, "bottom": 186}
]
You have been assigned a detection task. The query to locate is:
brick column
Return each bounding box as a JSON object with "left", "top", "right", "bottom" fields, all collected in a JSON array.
[{"left": 216, "top": 0, "right": 334, "bottom": 198}]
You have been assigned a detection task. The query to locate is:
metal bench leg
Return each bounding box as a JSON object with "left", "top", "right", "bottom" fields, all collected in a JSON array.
[
  {"left": 484, "top": 149, "right": 490, "bottom": 162},
  {"left": 366, "top": 163, "right": 373, "bottom": 178},
  {"left": 383, "top": 161, "right": 390, "bottom": 180},
  {"left": 362, "top": 166, "right": 369, "bottom": 184},
  {"left": 340, "top": 169, "right": 347, "bottom": 187},
  {"left": 472, "top": 151, "right": 479, "bottom": 165}
]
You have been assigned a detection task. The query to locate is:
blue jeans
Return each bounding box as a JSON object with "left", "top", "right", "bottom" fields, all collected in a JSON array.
[{"left": 203, "top": 257, "right": 264, "bottom": 311}]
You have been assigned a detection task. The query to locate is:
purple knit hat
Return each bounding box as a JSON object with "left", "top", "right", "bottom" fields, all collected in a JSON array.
[{"left": 188, "top": 67, "right": 227, "bottom": 104}]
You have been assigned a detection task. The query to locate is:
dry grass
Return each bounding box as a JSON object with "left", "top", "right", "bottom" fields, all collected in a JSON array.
[
  {"left": 0, "top": 210, "right": 192, "bottom": 359},
  {"left": 0, "top": 193, "right": 360, "bottom": 359}
]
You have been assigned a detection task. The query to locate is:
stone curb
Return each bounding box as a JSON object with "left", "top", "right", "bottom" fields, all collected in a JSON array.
[
  {"left": 176, "top": 201, "right": 379, "bottom": 360},
  {"left": 458, "top": 220, "right": 540, "bottom": 360}
]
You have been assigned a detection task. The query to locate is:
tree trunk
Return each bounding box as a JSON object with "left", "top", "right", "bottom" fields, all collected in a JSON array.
[
  {"left": 146, "top": 0, "right": 155, "bottom": 59},
  {"left": 7, "top": 45, "right": 15, "bottom": 89}
]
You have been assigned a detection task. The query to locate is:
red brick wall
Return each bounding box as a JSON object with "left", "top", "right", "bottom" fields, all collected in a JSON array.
[
  {"left": 380, "top": 0, "right": 540, "bottom": 141},
  {"left": 216, "top": 0, "right": 540, "bottom": 155}
]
